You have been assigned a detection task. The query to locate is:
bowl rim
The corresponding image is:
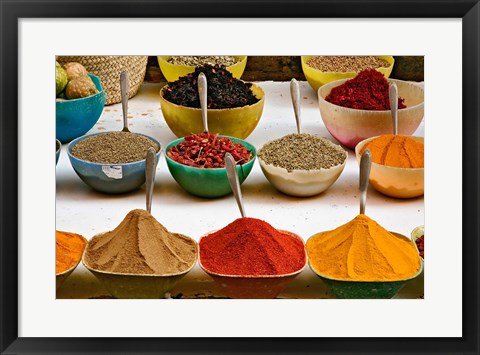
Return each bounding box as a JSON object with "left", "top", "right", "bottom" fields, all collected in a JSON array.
[
  {"left": 301, "top": 55, "right": 394, "bottom": 76},
  {"left": 164, "top": 135, "right": 257, "bottom": 171},
  {"left": 81, "top": 231, "right": 198, "bottom": 278},
  {"left": 198, "top": 229, "right": 308, "bottom": 278},
  {"left": 307, "top": 230, "right": 424, "bottom": 283},
  {"left": 56, "top": 232, "right": 88, "bottom": 277},
  {"left": 157, "top": 55, "right": 248, "bottom": 70},
  {"left": 56, "top": 139, "right": 61, "bottom": 154},
  {"left": 67, "top": 131, "right": 162, "bottom": 167},
  {"left": 159, "top": 81, "right": 265, "bottom": 112},
  {"left": 56, "top": 74, "right": 105, "bottom": 104},
  {"left": 354, "top": 135, "right": 424, "bottom": 172},
  {"left": 317, "top": 77, "right": 424, "bottom": 113}
]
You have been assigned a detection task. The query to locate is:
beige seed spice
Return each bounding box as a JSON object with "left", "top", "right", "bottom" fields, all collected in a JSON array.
[
  {"left": 71, "top": 132, "right": 159, "bottom": 164},
  {"left": 306, "top": 56, "right": 390, "bottom": 73},
  {"left": 167, "top": 56, "right": 240, "bottom": 67},
  {"left": 258, "top": 134, "right": 347, "bottom": 172}
]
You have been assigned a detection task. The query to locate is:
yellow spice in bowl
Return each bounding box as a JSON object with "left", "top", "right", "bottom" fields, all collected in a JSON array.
[{"left": 306, "top": 214, "right": 421, "bottom": 281}]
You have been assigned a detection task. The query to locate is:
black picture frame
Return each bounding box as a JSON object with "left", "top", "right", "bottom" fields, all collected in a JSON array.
[{"left": 1, "top": 1, "right": 478, "bottom": 354}]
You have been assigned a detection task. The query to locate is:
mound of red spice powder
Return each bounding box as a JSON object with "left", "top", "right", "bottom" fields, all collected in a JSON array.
[
  {"left": 325, "top": 69, "right": 407, "bottom": 110},
  {"left": 199, "top": 217, "right": 306, "bottom": 276}
]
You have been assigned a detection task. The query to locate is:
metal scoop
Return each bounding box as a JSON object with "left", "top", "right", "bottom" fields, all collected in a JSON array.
[
  {"left": 198, "top": 72, "right": 209, "bottom": 133},
  {"left": 389, "top": 82, "right": 398, "bottom": 135},
  {"left": 120, "top": 70, "right": 130, "bottom": 133},
  {"left": 225, "top": 152, "right": 246, "bottom": 218},
  {"left": 145, "top": 147, "right": 157, "bottom": 214},
  {"left": 290, "top": 78, "right": 302, "bottom": 134},
  {"left": 359, "top": 149, "right": 372, "bottom": 215}
]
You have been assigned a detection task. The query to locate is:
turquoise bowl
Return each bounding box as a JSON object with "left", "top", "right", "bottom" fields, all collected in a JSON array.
[
  {"left": 56, "top": 74, "right": 106, "bottom": 143},
  {"left": 165, "top": 136, "right": 256, "bottom": 198},
  {"left": 67, "top": 132, "right": 161, "bottom": 194}
]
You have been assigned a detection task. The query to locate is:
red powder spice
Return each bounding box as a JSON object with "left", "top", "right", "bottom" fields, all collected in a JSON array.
[
  {"left": 199, "top": 217, "right": 306, "bottom": 276},
  {"left": 325, "top": 69, "right": 407, "bottom": 110}
]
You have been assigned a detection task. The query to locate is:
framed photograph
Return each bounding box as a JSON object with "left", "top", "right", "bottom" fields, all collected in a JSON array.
[{"left": 1, "top": 0, "right": 478, "bottom": 354}]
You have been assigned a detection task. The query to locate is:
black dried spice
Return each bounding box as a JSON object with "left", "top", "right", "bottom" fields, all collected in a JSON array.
[{"left": 162, "top": 64, "right": 259, "bottom": 109}]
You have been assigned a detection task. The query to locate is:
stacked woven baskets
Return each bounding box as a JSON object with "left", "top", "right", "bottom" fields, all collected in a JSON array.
[{"left": 57, "top": 56, "right": 148, "bottom": 105}]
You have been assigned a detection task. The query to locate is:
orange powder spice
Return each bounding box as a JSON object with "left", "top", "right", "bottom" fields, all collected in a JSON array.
[{"left": 56, "top": 230, "right": 87, "bottom": 274}]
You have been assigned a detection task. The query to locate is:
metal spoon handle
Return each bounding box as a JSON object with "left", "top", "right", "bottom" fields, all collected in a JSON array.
[
  {"left": 290, "top": 78, "right": 301, "bottom": 134},
  {"left": 145, "top": 147, "right": 157, "bottom": 214},
  {"left": 120, "top": 71, "right": 130, "bottom": 132},
  {"left": 198, "top": 72, "right": 208, "bottom": 133},
  {"left": 389, "top": 82, "right": 398, "bottom": 135},
  {"left": 359, "top": 149, "right": 372, "bottom": 215},
  {"left": 225, "top": 152, "right": 246, "bottom": 218}
]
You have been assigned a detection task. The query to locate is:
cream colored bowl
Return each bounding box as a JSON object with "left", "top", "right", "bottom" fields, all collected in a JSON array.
[
  {"left": 318, "top": 78, "right": 424, "bottom": 149},
  {"left": 355, "top": 136, "right": 424, "bottom": 198},
  {"left": 258, "top": 150, "right": 347, "bottom": 197}
]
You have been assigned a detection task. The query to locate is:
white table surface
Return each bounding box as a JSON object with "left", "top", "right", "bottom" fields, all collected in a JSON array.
[{"left": 56, "top": 80, "right": 425, "bottom": 299}]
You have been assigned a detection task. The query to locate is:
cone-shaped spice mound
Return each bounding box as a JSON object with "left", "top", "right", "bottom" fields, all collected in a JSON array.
[
  {"left": 307, "top": 214, "right": 421, "bottom": 281},
  {"left": 199, "top": 217, "right": 306, "bottom": 276},
  {"left": 84, "top": 209, "right": 197, "bottom": 275}
]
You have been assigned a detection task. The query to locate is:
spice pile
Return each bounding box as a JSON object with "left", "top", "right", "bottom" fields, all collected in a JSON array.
[
  {"left": 162, "top": 65, "right": 259, "bottom": 109},
  {"left": 199, "top": 217, "right": 306, "bottom": 276},
  {"left": 306, "top": 214, "right": 421, "bottom": 281},
  {"left": 70, "top": 132, "right": 160, "bottom": 164},
  {"left": 83, "top": 209, "right": 197, "bottom": 275},
  {"left": 167, "top": 132, "right": 253, "bottom": 168},
  {"left": 325, "top": 69, "right": 407, "bottom": 110},
  {"left": 361, "top": 134, "right": 424, "bottom": 168},
  {"left": 56, "top": 230, "right": 87, "bottom": 274},
  {"left": 167, "top": 56, "right": 240, "bottom": 67},
  {"left": 307, "top": 56, "right": 391, "bottom": 73},
  {"left": 258, "top": 134, "right": 346, "bottom": 172},
  {"left": 415, "top": 234, "right": 424, "bottom": 258}
]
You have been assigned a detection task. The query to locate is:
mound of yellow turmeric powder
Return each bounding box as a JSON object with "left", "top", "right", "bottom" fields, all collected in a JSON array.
[
  {"left": 306, "top": 214, "right": 421, "bottom": 281},
  {"left": 361, "top": 134, "right": 423, "bottom": 168},
  {"left": 56, "top": 230, "right": 87, "bottom": 274}
]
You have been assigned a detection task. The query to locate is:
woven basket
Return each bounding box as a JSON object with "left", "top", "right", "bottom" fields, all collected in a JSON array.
[{"left": 57, "top": 56, "right": 148, "bottom": 105}]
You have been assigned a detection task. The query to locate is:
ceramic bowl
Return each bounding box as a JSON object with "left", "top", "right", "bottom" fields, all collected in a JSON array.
[
  {"left": 56, "top": 233, "right": 87, "bottom": 291},
  {"left": 164, "top": 136, "right": 256, "bottom": 198},
  {"left": 307, "top": 231, "right": 424, "bottom": 299},
  {"left": 67, "top": 132, "right": 161, "bottom": 194},
  {"left": 317, "top": 78, "right": 424, "bottom": 149},
  {"left": 159, "top": 83, "right": 265, "bottom": 139},
  {"left": 198, "top": 230, "right": 307, "bottom": 298},
  {"left": 301, "top": 55, "right": 394, "bottom": 92},
  {"left": 355, "top": 136, "right": 424, "bottom": 198},
  {"left": 56, "top": 139, "right": 61, "bottom": 165},
  {"left": 157, "top": 55, "right": 248, "bottom": 82},
  {"left": 56, "top": 74, "right": 106, "bottom": 143},
  {"left": 411, "top": 225, "right": 425, "bottom": 261},
  {"left": 82, "top": 233, "right": 198, "bottom": 299},
  {"left": 257, "top": 149, "right": 347, "bottom": 197}
]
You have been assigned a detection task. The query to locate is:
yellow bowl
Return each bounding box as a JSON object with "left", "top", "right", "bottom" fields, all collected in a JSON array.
[
  {"left": 355, "top": 136, "right": 424, "bottom": 198},
  {"left": 318, "top": 78, "right": 424, "bottom": 149},
  {"left": 157, "top": 55, "right": 248, "bottom": 82},
  {"left": 301, "top": 55, "right": 394, "bottom": 92},
  {"left": 159, "top": 83, "right": 265, "bottom": 139},
  {"left": 82, "top": 232, "right": 198, "bottom": 298}
]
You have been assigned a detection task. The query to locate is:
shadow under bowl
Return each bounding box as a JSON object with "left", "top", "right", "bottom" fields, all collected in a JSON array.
[
  {"left": 318, "top": 78, "right": 424, "bottom": 149},
  {"left": 159, "top": 83, "right": 265, "bottom": 140},
  {"left": 355, "top": 136, "right": 424, "bottom": 198},
  {"left": 157, "top": 55, "right": 248, "bottom": 82},
  {"left": 56, "top": 74, "right": 106, "bottom": 143},
  {"left": 67, "top": 132, "right": 161, "bottom": 194},
  {"left": 307, "top": 231, "right": 424, "bottom": 299},
  {"left": 164, "top": 136, "right": 256, "bottom": 198},
  {"left": 198, "top": 230, "right": 307, "bottom": 299}
]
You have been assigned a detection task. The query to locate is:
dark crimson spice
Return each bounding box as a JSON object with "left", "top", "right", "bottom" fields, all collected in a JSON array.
[
  {"left": 167, "top": 131, "right": 253, "bottom": 168},
  {"left": 415, "top": 235, "right": 424, "bottom": 258},
  {"left": 325, "top": 69, "right": 407, "bottom": 110},
  {"left": 162, "top": 64, "right": 259, "bottom": 109},
  {"left": 199, "top": 217, "right": 306, "bottom": 276}
]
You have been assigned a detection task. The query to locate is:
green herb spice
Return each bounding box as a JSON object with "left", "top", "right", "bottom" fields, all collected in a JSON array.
[
  {"left": 71, "top": 132, "right": 159, "bottom": 164},
  {"left": 167, "top": 56, "right": 240, "bottom": 67},
  {"left": 258, "top": 134, "right": 346, "bottom": 172}
]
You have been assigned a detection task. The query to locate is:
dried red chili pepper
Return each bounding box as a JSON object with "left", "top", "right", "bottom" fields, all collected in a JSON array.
[
  {"left": 167, "top": 132, "right": 253, "bottom": 168},
  {"left": 415, "top": 235, "right": 424, "bottom": 258},
  {"left": 325, "top": 69, "right": 407, "bottom": 110}
]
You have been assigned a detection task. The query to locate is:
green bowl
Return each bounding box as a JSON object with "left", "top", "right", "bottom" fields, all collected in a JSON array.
[{"left": 165, "top": 136, "right": 256, "bottom": 198}]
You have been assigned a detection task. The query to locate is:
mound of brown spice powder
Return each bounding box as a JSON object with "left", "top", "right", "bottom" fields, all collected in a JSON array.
[{"left": 84, "top": 209, "right": 197, "bottom": 275}]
